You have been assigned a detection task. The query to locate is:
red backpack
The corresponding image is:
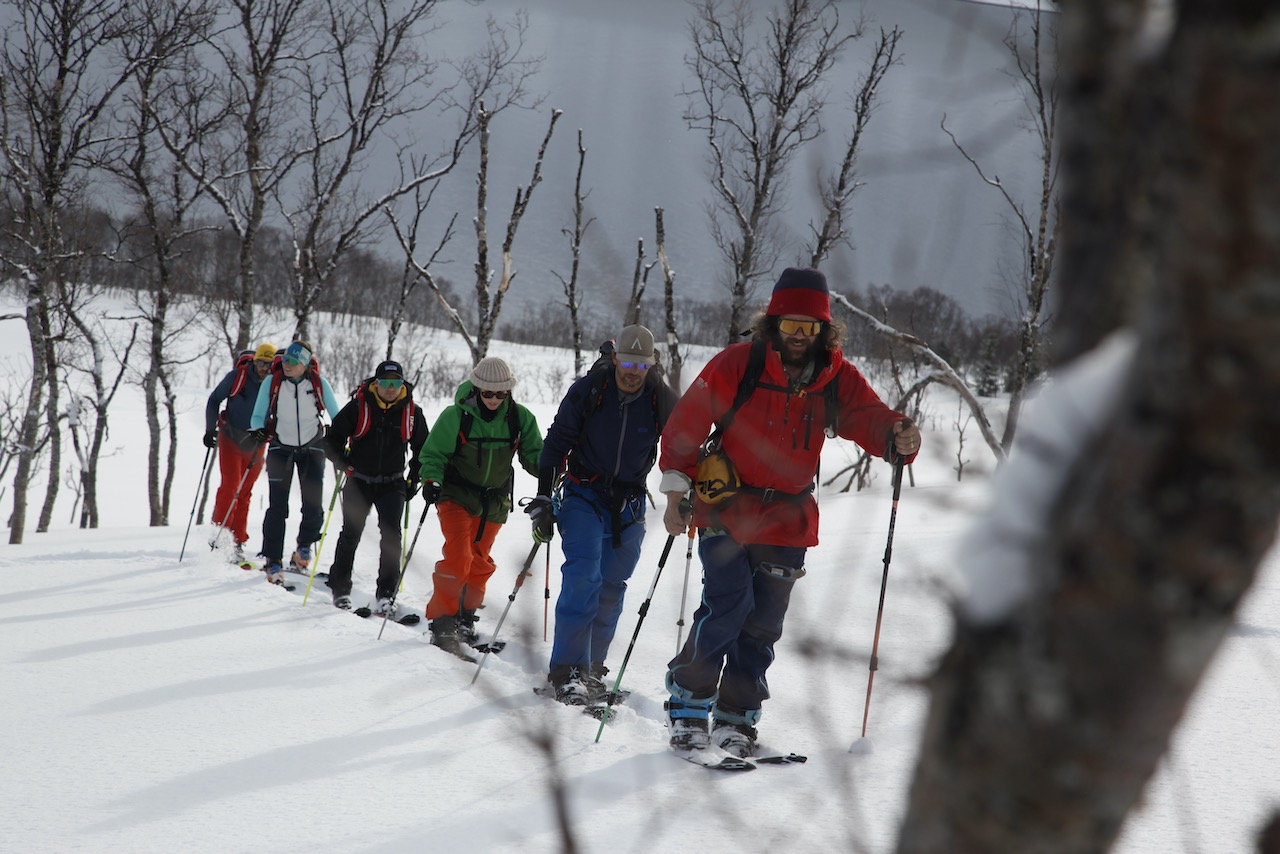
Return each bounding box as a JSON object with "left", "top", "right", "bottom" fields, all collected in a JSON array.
[{"left": 226, "top": 350, "right": 256, "bottom": 399}]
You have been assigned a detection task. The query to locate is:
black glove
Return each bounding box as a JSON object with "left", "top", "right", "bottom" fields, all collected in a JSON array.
[
  {"left": 202, "top": 430, "right": 218, "bottom": 449},
  {"left": 251, "top": 428, "right": 271, "bottom": 444},
  {"left": 404, "top": 476, "right": 421, "bottom": 500},
  {"left": 421, "top": 480, "right": 442, "bottom": 504},
  {"left": 524, "top": 494, "right": 555, "bottom": 544}
]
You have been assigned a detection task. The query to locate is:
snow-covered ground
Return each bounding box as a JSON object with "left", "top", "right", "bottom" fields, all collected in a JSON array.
[{"left": 1, "top": 293, "right": 1277, "bottom": 852}]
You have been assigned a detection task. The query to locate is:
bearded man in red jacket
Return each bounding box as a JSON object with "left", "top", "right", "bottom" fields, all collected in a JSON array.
[{"left": 657, "top": 267, "right": 922, "bottom": 758}]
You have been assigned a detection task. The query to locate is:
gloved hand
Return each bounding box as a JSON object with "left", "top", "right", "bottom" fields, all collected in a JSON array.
[
  {"left": 524, "top": 494, "right": 555, "bottom": 544},
  {"left": 421, "top": 480, "right": 442, "bottom": 504},
  {"left": 251, "top": 428, "right": 271, "bottom": 445},
  {"left": 202, "top": 430, "right": 218, "bottom": 449},
  {"left": 404, "top": 476, "right": 421, "bottom": 500}
]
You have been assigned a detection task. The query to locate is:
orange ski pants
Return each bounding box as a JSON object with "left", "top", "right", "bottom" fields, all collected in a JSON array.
[
  {"left": 212, "top": 438, "right": 265, "bottom": 544},
  {"left": 425, "top": 501, "right": 502, "bottom": 620}
]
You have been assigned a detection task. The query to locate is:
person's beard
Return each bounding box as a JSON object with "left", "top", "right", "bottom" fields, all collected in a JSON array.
[{"left": 774, "top": 332, "right": 820, "bottom": 368}]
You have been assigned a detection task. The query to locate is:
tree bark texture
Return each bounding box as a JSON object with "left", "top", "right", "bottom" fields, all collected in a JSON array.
[{"left": 898, "top": 4, "right": 1280, "bottom": 852}]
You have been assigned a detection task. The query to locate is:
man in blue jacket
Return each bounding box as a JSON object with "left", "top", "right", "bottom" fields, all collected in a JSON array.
[
  {"left": 529, "top": 325, "right": 678, "bottom": 704},
  {"left": 204, "top": 343, "right": 275, "bottom": 565}
]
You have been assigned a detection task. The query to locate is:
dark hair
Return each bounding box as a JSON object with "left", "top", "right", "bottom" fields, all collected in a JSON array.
[{"left": 748, "top": 309, "right": 845, "bottom": 350}]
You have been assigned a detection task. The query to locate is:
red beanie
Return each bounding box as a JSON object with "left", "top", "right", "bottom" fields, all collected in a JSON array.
[{"left": 766, "top": 267, "right": 831, "bottom": 322}]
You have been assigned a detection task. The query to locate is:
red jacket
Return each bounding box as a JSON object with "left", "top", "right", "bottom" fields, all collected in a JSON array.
[{"left": 659, "top": 340, "right": 911, "bottom": 546}]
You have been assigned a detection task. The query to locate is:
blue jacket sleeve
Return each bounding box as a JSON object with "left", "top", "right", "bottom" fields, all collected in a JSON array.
[
  {"left": 249, "top": 379, "right": 272, "bottom": 431},
  {"left": 320, "top": 377, "right": 341, "bottom": 418},
  {"left": 205, "top": 371, "right": 236, "bottom": 433},
  {"left": 538, "top": 376, "right": 589, "bottom": 478}
]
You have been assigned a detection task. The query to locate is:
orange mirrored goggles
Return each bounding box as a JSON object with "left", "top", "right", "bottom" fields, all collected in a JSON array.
[{"left": 777, "top": 318, "right": 823, "bottom": 337}]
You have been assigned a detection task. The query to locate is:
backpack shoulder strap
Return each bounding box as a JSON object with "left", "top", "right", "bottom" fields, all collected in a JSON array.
[
  {"left": 456, "top": 409, "right": 474, "bottom": 444},
  {"left": 352, "top": 383, "right": 373, "bottom": 440},
  {"left": 227, "top": 352, "right": 254, "bottom": 399},
  {"left": 307, "top": 359, "right": 325, "bottom": 417},
  {"left": 506, "top": 400, "right": 522, "bottom": 448},
  {"left": 582, "top": 364, "right": 612, "bottom": 417},
  {"left": 717, "top": 339, "right": 769, "bottom": 436},
  {"left": 400, "top": 392, "right": 415, "bottom": 443},
  {"left": 823, "top": 372, "right": 840, "bottom": 435}
]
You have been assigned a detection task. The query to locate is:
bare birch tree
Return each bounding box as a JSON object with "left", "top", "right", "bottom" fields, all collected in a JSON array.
[
  {"left": 155, "top": 0, "right": 321, "bottom": 356},
  {"left": 382, "top": 171, "right": 456, "bottom": 360},
  {"left": 807, "top": 25, "right": 902, "bottom": 264},
  {"left": 60, "top": 314, "right": 137, "bottom": 527},
  {"left": 656, "top": 207, "right": 685, "bottom": 390},
  {"left": 393, "top": 105, "right": 561, "bottom": 365},
  {"left": 0, "top": 0, "right": 144, "bottom": 543},
  {"left": 279, "top": 0, "right": 443, "bottom": 342},
  {"left": 554, "top": 129, "right": 593, "bottom": 376},
  {"left": 897, "top": 1, "right": 1280, "bottom": 849},
  {"left": 109, "top": 0, "right": 218, "bottom": 526},
  {"left": 940, "top": 4, "right": 1059, "bottom": 452},
  {"left": 683, "top": 0, "right": 861, "bottom": 344}
]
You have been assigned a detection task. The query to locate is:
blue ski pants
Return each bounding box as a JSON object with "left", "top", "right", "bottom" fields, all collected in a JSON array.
[{"left": 549, "top": 483, "right": 646, "bottom": 669}]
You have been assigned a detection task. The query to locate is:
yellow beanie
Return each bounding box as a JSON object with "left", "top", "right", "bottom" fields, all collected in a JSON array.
[{"left": 254, "top": 343, "right": 276, "bottom": 361}]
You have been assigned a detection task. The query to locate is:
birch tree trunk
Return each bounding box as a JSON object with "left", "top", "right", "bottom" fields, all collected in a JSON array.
[{"left": 898, "top": 3, "right": 1280, "bottom": 851}]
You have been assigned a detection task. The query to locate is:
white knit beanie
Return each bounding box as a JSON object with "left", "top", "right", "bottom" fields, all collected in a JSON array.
[{"left": 470, "top": 356, "right": 517, "bottom": 392}]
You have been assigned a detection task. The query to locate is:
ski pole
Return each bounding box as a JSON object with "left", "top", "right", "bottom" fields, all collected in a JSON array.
[
  {"left": 303, "top": 470, "right": 346, "bottom": 605},
  {"left": 470, "top": 540, "right": 541, "bottom": 685},
  {"left": 674, "top": 522, "right": 696, "bottom": 654},
  {"left": 179, "top": 446, "right": 216, "bottom": 561},
  {"left": 855, "top": 457, "right": 905, "bottom": 745},
  {"left": 594, "top": 533, "right": 678, "bottom": 742},
  {"left": 378, "top": 497, "right": 433, "bottom": 640},
  {"left": 543, "top": 542, "right": 551, "bottom": 642},
  {"left": 400, "top": 495, "right": 435, "bottom": 573},
  {"left": 209, "top": 440, "right": 266, "bottom": 552}
]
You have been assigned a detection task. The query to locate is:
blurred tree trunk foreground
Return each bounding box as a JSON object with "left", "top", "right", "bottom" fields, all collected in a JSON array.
[{"left": 898, "top": 3, "right": 1280, "bottom": 852}]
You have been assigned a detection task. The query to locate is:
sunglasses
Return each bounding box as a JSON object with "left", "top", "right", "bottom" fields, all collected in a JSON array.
[
  {"left": 283, "top": 356, "right": 305, "bottom": 367},
  {"left": 619, "top": 361, "right": 651, "bottom": 371},
  {"left": 777, "top": 318, "right": 823, "bottom": 337},
  {"left": 376, "top": 378, "right": 403, "bottom": 390},
  {"left": 480, "top": 390, "right": 509, "bottom": 400}
]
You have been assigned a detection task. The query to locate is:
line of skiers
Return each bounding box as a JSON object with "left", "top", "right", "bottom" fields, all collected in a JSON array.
[{"left": 203, "top": 267, "right": 922, "bottom": 759}]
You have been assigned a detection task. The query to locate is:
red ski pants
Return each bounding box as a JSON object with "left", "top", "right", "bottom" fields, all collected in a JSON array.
[
  {"left": 212, "top": 438, "right": 265, "bottom": 544},
  {"left": 425, "top": 500, "right": 501, "bottom": 620}
]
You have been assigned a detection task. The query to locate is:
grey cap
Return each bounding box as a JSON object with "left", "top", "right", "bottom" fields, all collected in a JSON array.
[{"left": 616, "top": 325, "right": 655, "bottom": 362}]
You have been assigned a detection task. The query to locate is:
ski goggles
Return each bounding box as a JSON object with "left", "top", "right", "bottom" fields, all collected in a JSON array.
[
  {"left": 376, "top": 378, "right": 403, "bottom": 390},
  {"left": 777, "top": 318, "right": 823, "bottom": 337},
  {"left": 618, "top": 361, "right": 651, "bottom": 371},
  {"left": 480, "top": 390, "right": 509, "bottom": 399},
  {"left": 283, "top": 343, "right": 313, "bottom": 365}
]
